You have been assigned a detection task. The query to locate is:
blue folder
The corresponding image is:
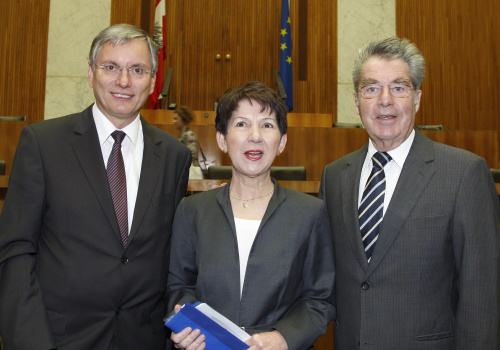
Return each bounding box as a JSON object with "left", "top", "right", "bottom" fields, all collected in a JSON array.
[{"left": 165, "top": 303, "right": 249, "bottom": 350}]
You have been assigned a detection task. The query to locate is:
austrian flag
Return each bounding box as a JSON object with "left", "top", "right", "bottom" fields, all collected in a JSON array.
[{"left": 148, "top": 0, "right": 166, "bottom": 109}]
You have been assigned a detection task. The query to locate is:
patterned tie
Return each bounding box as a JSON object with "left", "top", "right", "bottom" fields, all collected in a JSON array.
[
  {"left": 359, "top": 151, "right": 392, "bottom": 261},
  {"left": 107, "top": 130, "right": 128, "bottom": 247}
]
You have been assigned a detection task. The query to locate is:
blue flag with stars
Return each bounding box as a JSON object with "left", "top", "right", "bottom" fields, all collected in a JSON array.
[{"left": 279, "top": 0, "right": 293, "bottom": 111}]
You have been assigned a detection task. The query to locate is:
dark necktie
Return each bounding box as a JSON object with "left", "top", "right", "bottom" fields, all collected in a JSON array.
[
  {"left": 359, "top": 151, "right": 392, "bottom": 261},
  {"left": 107, "top": 130, "right": 128, "bottom": 247}
]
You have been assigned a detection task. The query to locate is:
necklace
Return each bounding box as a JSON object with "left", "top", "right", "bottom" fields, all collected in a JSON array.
[{"left": 230, "top": 187, "right": 274, "bottom": 208}]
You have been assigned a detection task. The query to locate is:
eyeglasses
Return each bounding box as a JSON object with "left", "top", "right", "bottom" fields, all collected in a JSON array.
[
  {"left": 359, "top": 84, "right": 414, "bottom": 99},
  {"left": 95, "top": 64, "right": 153, "bottom": 80}
]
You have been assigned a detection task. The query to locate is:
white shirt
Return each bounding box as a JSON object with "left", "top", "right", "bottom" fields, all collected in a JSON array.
[
  {"left": 358, "top": 129, "right": 415, "bottom": 216},
  {"left": 92, "top": 104, "right": 144, "bottom": 234},
  {"left": 234, "top": 218, "right": 260, "bottom": 298}
]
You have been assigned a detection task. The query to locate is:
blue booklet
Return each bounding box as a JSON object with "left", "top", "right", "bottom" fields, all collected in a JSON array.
[{"left": 165, "top": 303, "right": 250, "bottom": 350}]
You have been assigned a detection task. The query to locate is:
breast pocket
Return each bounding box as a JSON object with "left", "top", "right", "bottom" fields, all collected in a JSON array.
[{"left": 403, "top": 215, "right": 447, "bottom": 230}]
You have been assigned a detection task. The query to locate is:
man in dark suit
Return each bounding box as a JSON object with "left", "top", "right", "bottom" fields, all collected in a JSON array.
[
  {"left": 0, "top": 24, "right": 191, "bottom": 349},
  {"left": 320, "top": 37, "right": 499, "bottom": 349}
]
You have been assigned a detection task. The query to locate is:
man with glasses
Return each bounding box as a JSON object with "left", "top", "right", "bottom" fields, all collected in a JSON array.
[
  {"left": 0, "top": 24, "right": 191, "bottom": 349},
  {"left": 320, "top": 37, "right": 499, "bottom": 349}
]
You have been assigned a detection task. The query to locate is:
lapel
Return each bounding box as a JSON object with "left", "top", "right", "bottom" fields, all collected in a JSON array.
[
  {"left": 215, "top": 182, "right": 243, "bottom": 318},
  {"left": 216, "top": 181, "right": 237, "bottom": 237},
  {"left": 72, "top": 106, "right": 120, "bottom": 241},
  {"left": 259, "top": 178, "right": 286, "bottom": 232},
  {"left": 341, "top": 146, "right": 370, "bottom": 271},
  {"left": 128, "top": 118, "right": 164, "bottom": 242},
  {"left": 366, "top": 129, "right": 436, "bottom": 277}
]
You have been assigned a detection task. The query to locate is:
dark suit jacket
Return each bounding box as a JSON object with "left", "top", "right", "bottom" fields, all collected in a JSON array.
[
  {"left": 320, "top": 129, "right": 499, "bottom": 350},
  {"left": 167, "top": 179, "right": 336, "bottom": 350},
  {"left": 0, "top": 105, "right": 191, "bottom": 350}
]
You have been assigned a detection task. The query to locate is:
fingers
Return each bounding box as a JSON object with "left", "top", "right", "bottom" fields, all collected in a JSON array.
[
  {"left": 174, "top": 304, "right": 182, "bottom": 313},
  {"left": 171, "top": 327, "right": 206, "bottom": 350}
]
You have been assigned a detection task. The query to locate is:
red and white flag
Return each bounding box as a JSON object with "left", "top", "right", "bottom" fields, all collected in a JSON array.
[{"left": 148, "top": 0, "right": 166, "bottom": 109}]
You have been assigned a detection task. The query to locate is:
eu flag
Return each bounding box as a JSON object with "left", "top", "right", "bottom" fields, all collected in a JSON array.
[{"left": 279, "top": 0, "right": 293, "bottom": 111}]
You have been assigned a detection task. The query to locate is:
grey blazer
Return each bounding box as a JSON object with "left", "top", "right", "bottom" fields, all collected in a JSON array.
[
  {"left": 320, "top": 129, "right": 499, "bottom": 350},
  {"left": 0, "top": 105, "right": 191, "bottom": 350},
  {"left": 167, "top": 179, "right": 336, "bottom": 350}
]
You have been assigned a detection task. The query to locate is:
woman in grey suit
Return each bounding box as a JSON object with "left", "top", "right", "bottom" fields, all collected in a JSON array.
[{"left": 167, "top": 81, "right": 335, "bottom": 350}]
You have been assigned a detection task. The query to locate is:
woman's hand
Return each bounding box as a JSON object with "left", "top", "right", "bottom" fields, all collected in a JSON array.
[
  {"left": 245, "top": 330, "right": 289, "bottom": 350},
  {"left": 170, "top": 304, "right": 206, "bottom": 350}
]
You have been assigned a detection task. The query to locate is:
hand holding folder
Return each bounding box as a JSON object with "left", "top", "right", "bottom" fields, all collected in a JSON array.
[{"left": 165, "top": 302, "right": 250, "bottom": 350}]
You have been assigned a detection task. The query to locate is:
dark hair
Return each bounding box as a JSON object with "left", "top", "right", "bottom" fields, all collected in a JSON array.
[
  {"left": 215, "top": 81, "right": 287, "bottom": 136},
  {"left": 89, "top": 24, "right": 159, "bottom": 73},
  {"left": 175, "top": 106, "right": 194, "bottom": 124}
]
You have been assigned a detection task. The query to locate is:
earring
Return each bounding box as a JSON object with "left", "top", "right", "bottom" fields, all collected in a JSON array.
[
  {"left": 277, "top": 151, "right": 281, "bottom": 156},
  {"left": 223, "top": 148, "right": 227, "bottom": 153}
]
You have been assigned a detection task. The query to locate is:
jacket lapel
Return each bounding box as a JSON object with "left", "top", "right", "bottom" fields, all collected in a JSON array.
[
  {"left": 72, "top": 106, "right": 120, "bottom": 241},
  {"left": 366, "top": 129, "right": 436, "bottom": 276},
  {"left": 259, "top": 178, "right": 286, "bottom": 231},
  {"left": 128, "top": 118, "right": 163, "bottom": 242},
  {"left": 342, "top": 147, "right": 370, "bottom": 271}
]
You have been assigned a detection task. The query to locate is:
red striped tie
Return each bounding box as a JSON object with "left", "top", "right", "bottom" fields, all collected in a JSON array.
[{"left": 107, "top": 130, "right": 128, "bottom": 247}]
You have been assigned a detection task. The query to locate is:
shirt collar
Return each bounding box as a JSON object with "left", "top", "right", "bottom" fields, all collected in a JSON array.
[
  {"left": 367, "top": 129, "right": 415, "bottom": 168},
  {"left": 92, "top": 103, "right": 141, "bottom": 147}
]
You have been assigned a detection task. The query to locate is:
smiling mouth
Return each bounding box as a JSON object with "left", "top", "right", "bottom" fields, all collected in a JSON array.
[
  {"left": 378, "top": 115, "right": 396, "bottom": 119},
  {"left": 112, "top": 93, "right": 133, "bottom": 99}
]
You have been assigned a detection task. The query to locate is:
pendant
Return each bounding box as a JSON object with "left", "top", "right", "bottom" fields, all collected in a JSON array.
[{"left": 243, "top": 201, "right": 249, "bottom": 208}]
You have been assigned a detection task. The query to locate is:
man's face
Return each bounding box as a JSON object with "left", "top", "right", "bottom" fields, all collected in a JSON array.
[
  {"left": 88, "top": 39, "right": 156, "bottom": 129},
  {"left": 354, "top": 57, "right": 422, "bottom": 151}
]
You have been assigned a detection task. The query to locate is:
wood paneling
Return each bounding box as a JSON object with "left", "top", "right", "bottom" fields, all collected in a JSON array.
[
  {"left": 140, "top": 109, "right": 334, "bottom": 127},
  {"left": 111, "top": 0, "right": 153, "bottom": 31},
  {"left": 293, "top": 0, "right": 337, "bottom": 114},
  {"left": 0, "top": 121, "right": 29, "bottom": 175},
  {"left": 150, "top": 123, "right": 499, "bottom": 181},
  {"left": 396, "top": 0, "right": 500, "bottom": 132},
  {"left": 163, "top": 0, "right": 337, "bottom": 115},
  {"left": 0, "top": 0, "right": 50, "bottom": 123}
]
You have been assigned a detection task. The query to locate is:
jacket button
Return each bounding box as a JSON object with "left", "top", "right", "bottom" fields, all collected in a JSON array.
[
  {"left": 361, "top": 282, "right": 370, "bottom": 290},
  {"left": 121, "top": 257, "right": 129, "bottom": 264},
  {"left": 115, "top": 307, "right": 121, "bottom": 315}
]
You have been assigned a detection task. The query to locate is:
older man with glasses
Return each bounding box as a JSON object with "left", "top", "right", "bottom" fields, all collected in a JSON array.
[
  {"left": 320, "top": 37, "right": 499, "bottom": 349},
  {"left": 0, "top": 24, "right": 191, "bottom": 350}
]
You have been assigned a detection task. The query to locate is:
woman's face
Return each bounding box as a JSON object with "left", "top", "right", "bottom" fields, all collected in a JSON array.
[
  {"left": 216, "top": 99, "right": 287, "bottom": 180},
  {"left": 173, "top": 113, "right": 184, "bottom": 130}
]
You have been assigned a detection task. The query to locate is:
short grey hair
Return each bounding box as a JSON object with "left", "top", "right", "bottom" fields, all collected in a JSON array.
[
  {"left": 89, "top": 23, "right": 159, "bottom": 73},
  {"left": 352, "top": 37, "right": 426, "bottom": 93}
]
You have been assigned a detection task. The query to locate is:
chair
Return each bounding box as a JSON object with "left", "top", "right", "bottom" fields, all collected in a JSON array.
[
  {"left": 207, "top": 165, "right": 306, "bottom": 181},
  {"left": 207, "top": 165, "right": 233, "bottom": 180},
  {"left": 416, "top": 124, "right": 443, "bottom": 130},
  {"left": 270, "top": 166, "right": 306, "bottom": 181},
  {"left": 0, "top": 160, "right": 5, "bottom": 176},
  {"left": 332, "top": 122, "right": 363, "bottom": 128},
  {"left": 0, "top": 116, "right": 27, "bottom": 121},
  {"left": 490, "top": 169, "right": 500, "bottom": 183}
]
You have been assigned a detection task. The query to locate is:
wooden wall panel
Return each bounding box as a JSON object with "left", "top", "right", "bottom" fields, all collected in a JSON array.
[
  {"left": 0, "top": 0, "right": 50, "bottom": 123},
  {"left": 147, "top": 123, "right": 498, "bottom": 181},
  {"left": 163, "top": 0, "right": 337, "bottom": 116},
  {"left": 292, "top": 0, "right": 337, "bottom": 114},
  {"left": 396, "top": 0, "right": 500, "bottom": 132},
  {"left": 111, "top": 0, "right": 153, "bottom": 31},
  {"left": 140, "top": 109, "right": 334, "bottom": 127}
]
